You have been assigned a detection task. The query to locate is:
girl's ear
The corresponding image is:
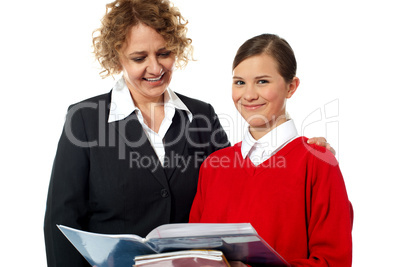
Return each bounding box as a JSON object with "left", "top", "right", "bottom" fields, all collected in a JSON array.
[{"left": 286, "top": 77, "right": 300, "bottom": 99}]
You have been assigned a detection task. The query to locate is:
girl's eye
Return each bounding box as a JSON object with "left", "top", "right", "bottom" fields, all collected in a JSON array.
[
  {"left": 234, "top": 80, "right": 245, "bottom": 85},
  {"left": 258, "top": 80, "right": 269, "bottom": 84}
]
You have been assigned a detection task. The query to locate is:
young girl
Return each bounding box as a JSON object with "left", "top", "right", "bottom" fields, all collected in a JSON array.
[{"left": 189, "top": 34, "right": 353, "bottom": 266}]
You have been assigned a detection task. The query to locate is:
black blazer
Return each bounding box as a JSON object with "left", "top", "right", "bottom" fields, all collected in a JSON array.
[{"left": 44, "top": 91, "right": 229, "bottom": 267}]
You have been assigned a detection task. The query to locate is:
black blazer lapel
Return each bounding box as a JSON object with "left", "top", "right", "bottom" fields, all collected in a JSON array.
[
  {"left": 111, "top": 112, "right": 169, "bottom": 189},
  {"left": 163, "top": 109, "right": 189, "bottom": 180}
]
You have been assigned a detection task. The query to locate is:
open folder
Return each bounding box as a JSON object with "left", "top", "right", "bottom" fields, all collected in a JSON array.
[{"left": 58, "top": 223, "right": 289, "bottom": 266}]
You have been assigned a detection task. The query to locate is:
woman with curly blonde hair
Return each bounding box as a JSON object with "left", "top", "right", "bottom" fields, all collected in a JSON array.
[
  {"left": 93, "top": 0, "right": 192, "bottom": 78},
  {"left": 44, "top": 1, "right": 229, "bottom": 266}
]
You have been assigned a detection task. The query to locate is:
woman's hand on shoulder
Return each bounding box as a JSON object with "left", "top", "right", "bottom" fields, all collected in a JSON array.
[{"left": 307, "top": 137, "right": 335, "bottom": 155}]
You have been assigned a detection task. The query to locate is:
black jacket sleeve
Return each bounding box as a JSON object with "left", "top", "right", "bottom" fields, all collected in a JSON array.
[{"left": 44, "top": 105, "right": 91, "bottom": 267}]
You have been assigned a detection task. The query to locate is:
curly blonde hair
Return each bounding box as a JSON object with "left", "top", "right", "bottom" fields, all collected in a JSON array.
[{"left": 93, "top": 0, "right": 193, "bottom": 78}]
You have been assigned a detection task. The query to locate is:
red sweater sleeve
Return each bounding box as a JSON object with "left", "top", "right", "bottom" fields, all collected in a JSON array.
[{"left": 289, "top": 148, "right": 353, "bottom": 267}]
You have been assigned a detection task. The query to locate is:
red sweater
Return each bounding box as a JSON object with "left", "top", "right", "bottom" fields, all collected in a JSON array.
[{"left": 189, "top": 137, "right": 353, "bottom": 266}]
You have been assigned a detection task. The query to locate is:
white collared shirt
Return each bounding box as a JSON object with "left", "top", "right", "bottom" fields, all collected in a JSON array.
[
  {"left": 241, "top": 120, "right": 299, "bottom": 166},
  {"left": 108, "top": 77, "right": 193, "bottom": 165}
]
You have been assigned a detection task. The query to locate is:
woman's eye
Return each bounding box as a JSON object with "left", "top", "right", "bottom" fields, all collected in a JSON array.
[
  {"left": 234, "top": 80, "right": 245, "bottom": 85},
  {"left": 159, "top": 51, "right": 172, "bottom": 57},
  {"left": 132, "top": 57, "right": 145, "bottom": 62}
]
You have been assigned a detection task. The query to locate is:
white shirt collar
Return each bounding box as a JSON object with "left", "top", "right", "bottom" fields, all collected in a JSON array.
[
  {"left": 241, "top": 119, "right": 299, "bottom": 161},
  {"left": 108, "top": 76, "right": 192, "bottom": 123}
]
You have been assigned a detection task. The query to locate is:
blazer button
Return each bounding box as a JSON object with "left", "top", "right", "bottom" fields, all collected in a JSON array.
[{"left": 161, "top": 189, "right": 169, "bottom": 198}]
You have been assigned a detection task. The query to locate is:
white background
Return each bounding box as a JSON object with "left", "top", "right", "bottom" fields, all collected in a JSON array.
[{"left": 1, "top": 0, "right": 401, "bottom": 266}]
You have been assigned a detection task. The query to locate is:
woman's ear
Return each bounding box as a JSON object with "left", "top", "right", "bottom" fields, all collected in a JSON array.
[{"left": 286, "top": 77, "right": 300, "bottom": 99}]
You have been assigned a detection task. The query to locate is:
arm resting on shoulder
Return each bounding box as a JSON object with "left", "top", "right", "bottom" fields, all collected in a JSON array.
[{"left": 307, "top": 137, "right": 335, "bottom": 155}]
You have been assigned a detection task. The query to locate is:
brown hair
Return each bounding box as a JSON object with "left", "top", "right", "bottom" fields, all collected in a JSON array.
[
  {"left": 93, "top": 0, "right": 193, "bottom": 78},
  {"left": 232, "top": 34, "right": 297, "bottom": 83}
]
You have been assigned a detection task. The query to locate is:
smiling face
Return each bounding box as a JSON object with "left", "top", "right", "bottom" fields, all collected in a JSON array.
[
  {"left": 119, "top": 23, "right": 175, "bottom": 105},
  {"left": 232, "top": 53, "right": 299, "bottom": 139}
]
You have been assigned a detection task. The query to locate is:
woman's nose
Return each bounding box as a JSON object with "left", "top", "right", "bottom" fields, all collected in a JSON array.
[{"left": 147, "top": 57, "right": 163, "bottom": 75}]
